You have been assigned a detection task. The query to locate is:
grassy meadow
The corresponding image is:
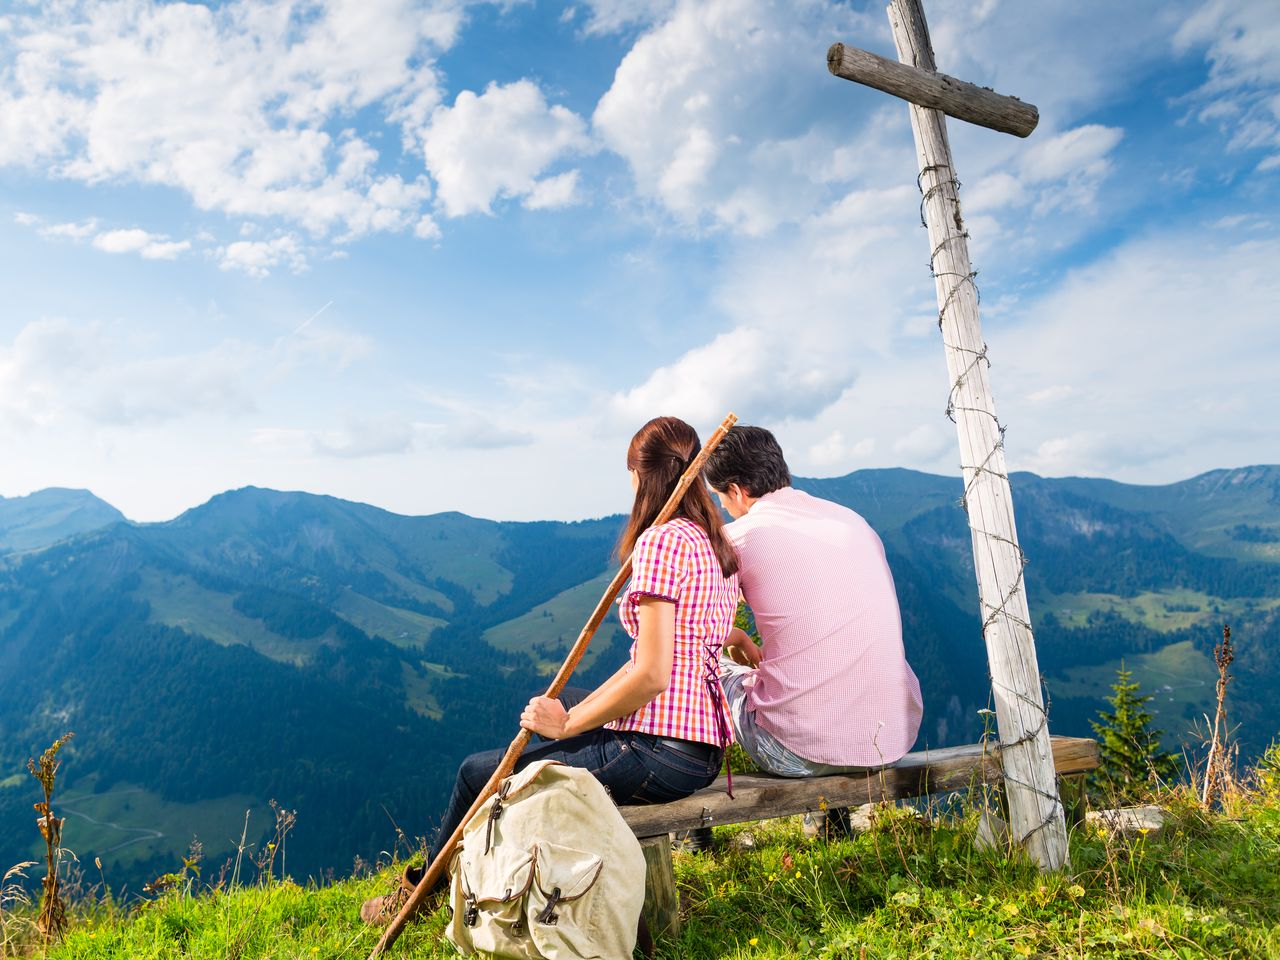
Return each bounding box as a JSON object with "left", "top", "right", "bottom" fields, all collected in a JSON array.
[{"left": 5, "top": 756, "right": 1279, "bottom": 960}]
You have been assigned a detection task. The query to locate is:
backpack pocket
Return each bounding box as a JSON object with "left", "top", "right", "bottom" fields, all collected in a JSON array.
[
  {"left": 447, "top": 843, "right": 539, "bottom": 959},
  {"left": 527, "top": 841, "right": 607, "bottom": 959}
]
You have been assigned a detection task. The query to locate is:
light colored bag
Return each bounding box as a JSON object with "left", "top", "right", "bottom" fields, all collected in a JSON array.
[{"left": 446, "top": 759, "right": 647, "bottom": 960}]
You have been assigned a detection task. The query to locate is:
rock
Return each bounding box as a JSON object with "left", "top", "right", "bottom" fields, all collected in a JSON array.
[
  {"left": 1085, "top": 805, "right": 1168, "bottom": 837},
  {"left": 974, "top": 809, "right": 1009, "bottom": 852}
]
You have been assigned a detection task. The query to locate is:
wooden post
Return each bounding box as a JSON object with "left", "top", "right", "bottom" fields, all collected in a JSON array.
[
  {"left": 639, "top": 836, "right": 681, "bottom": 940},
  {"left": 885, "top": 0, "right": 1069, "bottom": 870}
]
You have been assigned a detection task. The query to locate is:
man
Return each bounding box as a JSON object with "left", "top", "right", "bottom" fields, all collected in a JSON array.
[{"left": 705, "top": 425, "right": 923, "bottom": 783}]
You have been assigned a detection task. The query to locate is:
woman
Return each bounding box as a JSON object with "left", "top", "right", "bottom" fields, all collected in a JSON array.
[{"left": 371, "top": 416, "right": 740, "bottom": 915}]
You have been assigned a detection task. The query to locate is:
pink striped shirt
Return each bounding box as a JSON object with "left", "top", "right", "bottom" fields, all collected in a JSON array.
[
  {"left": 729, "top": 488, "right": 923, "bottom": 766},
  {"left": 606, "top": 518, "right": 739, "bottom": 746}
]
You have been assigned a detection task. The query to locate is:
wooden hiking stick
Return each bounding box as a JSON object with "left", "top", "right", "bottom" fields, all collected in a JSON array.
[{"left": 370, "top": 412, "right": 739, "bottom": 958}]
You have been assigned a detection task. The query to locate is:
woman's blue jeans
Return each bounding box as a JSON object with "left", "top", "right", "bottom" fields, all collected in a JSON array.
[{"left": 429, "top": 688, "right": 722, "bottom": 864}]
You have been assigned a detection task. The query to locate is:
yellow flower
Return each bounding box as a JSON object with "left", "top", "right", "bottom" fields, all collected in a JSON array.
[
  {"left": 749, "top": 938, "right": 759, "bottom": 947},
  {"left": 795, "top": 870, "right": 802, "bottom": 878},
  {"left": 968, "top": 927, "right": 975, "bottom": 938}
]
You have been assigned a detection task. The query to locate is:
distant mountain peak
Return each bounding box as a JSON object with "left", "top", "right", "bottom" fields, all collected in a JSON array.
[{"left": 0, "top": 487, "right": 127, "bottom": 554}]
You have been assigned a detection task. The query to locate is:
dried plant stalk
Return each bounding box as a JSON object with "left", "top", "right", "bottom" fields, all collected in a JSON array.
[
  {"left": 1201, "top": 626, "right": 1235, "bottom": 808},
  {"left": 26, "top": 732, "right": 74, "bottom": 946}
]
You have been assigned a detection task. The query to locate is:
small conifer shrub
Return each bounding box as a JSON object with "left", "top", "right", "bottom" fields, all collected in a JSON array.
[{"left": 1090, "top": 665, "right": 1178, "bottom": 801}]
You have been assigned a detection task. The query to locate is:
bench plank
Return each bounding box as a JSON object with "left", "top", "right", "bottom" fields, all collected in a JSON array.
[{"left": 621, "top": 735, "right": 1099, "bottom": 839}]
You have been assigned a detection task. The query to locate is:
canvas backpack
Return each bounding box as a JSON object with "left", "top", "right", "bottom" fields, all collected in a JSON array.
[{"left": 445, "top": 759, "right": 647, "bottom": 960}]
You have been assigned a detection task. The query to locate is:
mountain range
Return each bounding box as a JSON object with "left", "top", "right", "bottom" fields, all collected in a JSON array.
[{"left": 1, "top": 466, "right": 1277, "bottom": 892}]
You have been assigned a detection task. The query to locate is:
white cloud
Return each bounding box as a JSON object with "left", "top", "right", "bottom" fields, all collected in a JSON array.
[
  {"left": 0, "top": 318, "right": 255, "bottom": 428},
  {"left": 39, "top": 218, "right": 100, "bottom": 241},
  {"left": 0, "top": 0, "right": 456, "bottom": 241},
  {"left": 92, "top": 227, "right": 191, "bottom": 260},
  {"left": 774, "top": 227, "right": 1280, "bottom": 484},
  {"left": 250, "top": 409, "right": 533, "bottom": 461},
  {"left": 0, "top": 313, "right": 369, "bottom": 432},
  {"left": 311, "top": 418, "right": 417, "bottom": 459},
  {"left": 523, "top": 170, "right": 581, "bottom": 211},
  {"left": 218, "top": 235, "right": 307, "bottom": 278},
  {"left": 608, "top": 183, "right": 924, "bottom": 427},
  {"left": 422, "top": 80, "right": 591, "bottom": 217},
  {"left": 1173, "top": 0, "right": 1280, "bottom": 162},
  {"left": 809, "top": 430, "right": 873, "bottom": 466},
  {"left": 593, "top": 0, "right": 875, "bottom": 234},
  {"left": 575, "top": 0, "right": 677, "bottom": 35},
  {"left": 892, "top": 424, "right": 949, "bottom": 460}
]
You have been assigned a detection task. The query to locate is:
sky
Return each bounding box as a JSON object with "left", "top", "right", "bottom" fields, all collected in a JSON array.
[{"left": 1, "top": 0, "right": 1277, "bottom": 524}]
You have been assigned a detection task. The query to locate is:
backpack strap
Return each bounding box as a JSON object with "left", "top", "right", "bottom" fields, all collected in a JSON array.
[{"left": 636, "top": 912, "right": 655, "bottom": 959}]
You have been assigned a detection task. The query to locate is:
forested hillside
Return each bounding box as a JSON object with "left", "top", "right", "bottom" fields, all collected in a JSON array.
[{"left": 1, "top": 466, "right": 1276, "bottom": 893}]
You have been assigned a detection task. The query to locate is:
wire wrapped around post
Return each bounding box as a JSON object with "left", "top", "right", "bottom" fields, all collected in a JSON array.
[{"left": 887, "top": 0, "right": 1068, "bottom": 869}]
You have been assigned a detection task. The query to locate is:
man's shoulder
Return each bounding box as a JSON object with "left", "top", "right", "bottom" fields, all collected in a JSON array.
[{"left": 731, "top": 487, "right": 863, "bottom": 530}]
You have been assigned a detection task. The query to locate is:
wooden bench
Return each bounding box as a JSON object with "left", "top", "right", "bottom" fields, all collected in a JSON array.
[{"left": 621, "top": 735, "right": 1100, "bottom": 938}]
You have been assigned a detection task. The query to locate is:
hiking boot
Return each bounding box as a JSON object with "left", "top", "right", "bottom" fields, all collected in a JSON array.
[
  {"left": 803, "top": 807, "right": 854, "bottom": 841},
  {"left": 672, "top": 826, "right": 714, "bottom": 853},
  {"left": 360, "top": 864, "right": 438, "bottom": 926}
]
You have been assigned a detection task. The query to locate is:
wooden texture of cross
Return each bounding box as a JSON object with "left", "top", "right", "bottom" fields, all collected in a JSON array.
[{"left": 828, "top": 0, "right": 1069, "bottom": 870}]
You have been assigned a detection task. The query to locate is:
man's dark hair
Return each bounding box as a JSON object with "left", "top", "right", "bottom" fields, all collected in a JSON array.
[{"left": 703, "top": 425, "right": 791, "bottom": 498}]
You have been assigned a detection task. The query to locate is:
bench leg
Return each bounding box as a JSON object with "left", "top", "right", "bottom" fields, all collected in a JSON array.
[
  {"left": 639, "top": 835, "right": 681, "bottom": 941},
  {"left": 1059, "top": 774, "right": 1088, "bottom": 828}
]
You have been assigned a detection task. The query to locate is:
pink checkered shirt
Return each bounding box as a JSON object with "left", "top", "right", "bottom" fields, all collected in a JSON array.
[{"left": 606, "top": 518, "right": 739, "bottom": 746}]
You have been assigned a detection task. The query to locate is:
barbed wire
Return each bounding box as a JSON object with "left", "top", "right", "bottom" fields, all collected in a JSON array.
[{"left": 916, "top": 156, "right": 1065, "bottom": 852}]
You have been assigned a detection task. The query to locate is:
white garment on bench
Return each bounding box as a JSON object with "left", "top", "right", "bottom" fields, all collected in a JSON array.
[{"left": 720, "top": 657, "right": 878, "bottom": 778}]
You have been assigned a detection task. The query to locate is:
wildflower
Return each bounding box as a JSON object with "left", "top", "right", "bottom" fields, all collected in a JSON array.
[
  {"left": 968, "top": 927, "right": 975, "bottom": 938},
  {"left": 795, "top": 870, "right": 802, "bottom": 878},
  {"left": 749, "top": 938, "right": 759, "bottom": 946}
]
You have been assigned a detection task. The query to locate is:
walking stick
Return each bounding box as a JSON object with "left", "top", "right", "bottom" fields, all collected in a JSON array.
[{"left": 369, "top": 412, "right": 739, "bottom": 958}]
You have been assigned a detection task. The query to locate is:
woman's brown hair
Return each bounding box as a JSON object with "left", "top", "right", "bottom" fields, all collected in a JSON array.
[{"left": 616, "top": 416, "right": 739, "bottom": 578}]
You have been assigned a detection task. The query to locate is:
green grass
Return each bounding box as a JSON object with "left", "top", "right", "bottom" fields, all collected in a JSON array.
[
  {"left": 483, "top": 569, "right": 622, "bottom": 673},
  {"left": 1051, "top": 640, "right": 1217, "bottom": 730},
  {"left": 331, "top": 591, "right": 445, "bottom": 650},
  {"left": 139, "top": 571, "right": 313, "bottom": 665},
  {"left": 399, "top": 663, "right": 442, "bottom": 720},
  {"left": 31, "top": 779, "right": 265, "bottom": 878},
  {"left": 12, "top": 786, "right": 1280, "bottom": 960},
  {"left": 1043, "top": 590, "right": 1280, "bottom": 632}
]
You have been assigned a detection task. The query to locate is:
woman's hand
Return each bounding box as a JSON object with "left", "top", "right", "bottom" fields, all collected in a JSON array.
[
  {"left": 520, "top": 696, "right": 572, "bottom": 740},
  {"left": 723, "top": 627, "right": 762, "bottom": 668}
]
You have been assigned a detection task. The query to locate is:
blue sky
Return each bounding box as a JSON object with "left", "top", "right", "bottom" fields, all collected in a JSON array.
[{"left": 1, "top": 0, "right": 1276, "bottom": 523}]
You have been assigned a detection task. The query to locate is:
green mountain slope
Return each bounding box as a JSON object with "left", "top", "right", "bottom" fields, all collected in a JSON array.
[{"left": 1, "top": 466, "right": 1276, "bottom": 893}]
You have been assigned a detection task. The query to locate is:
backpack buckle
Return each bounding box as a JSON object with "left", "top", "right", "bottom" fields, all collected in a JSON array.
[
  {"left": 536, "top": 886, "right": 562, "bottom": 926},
  {"left": 463, "top": 897, "right": 479, "bottom": 927}
]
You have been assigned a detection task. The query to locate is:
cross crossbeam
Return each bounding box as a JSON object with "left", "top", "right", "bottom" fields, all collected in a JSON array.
[{"left": 827, "top": 42, "right": 1037, "bottom": 138}]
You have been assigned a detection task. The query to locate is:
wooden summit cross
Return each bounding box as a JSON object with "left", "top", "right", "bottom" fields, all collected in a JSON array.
[{"left": 828, "top": 0, "right": 1068, "bottom": 869}]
